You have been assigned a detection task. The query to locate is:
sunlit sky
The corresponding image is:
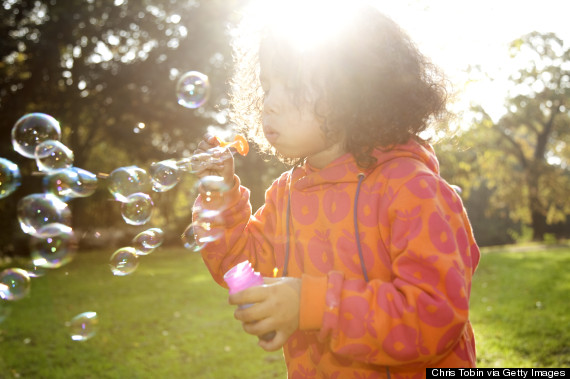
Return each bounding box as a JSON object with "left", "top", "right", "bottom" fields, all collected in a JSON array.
[{"left": 374, "top": 0, "right": 570, "bottom": 123}]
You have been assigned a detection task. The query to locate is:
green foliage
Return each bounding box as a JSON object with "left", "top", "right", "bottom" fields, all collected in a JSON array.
[{"left": 438, "top": 32, "right": 570, "bottom": 241}]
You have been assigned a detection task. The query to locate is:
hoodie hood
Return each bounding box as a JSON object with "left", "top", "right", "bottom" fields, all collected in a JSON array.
[{"left": 293, "top": 139, "right": 439, "bottom": 191}]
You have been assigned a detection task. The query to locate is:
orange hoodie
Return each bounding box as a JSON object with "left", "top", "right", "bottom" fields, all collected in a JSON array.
[{"left": 194, "top": 139, "right": 480, "bottom": 378}]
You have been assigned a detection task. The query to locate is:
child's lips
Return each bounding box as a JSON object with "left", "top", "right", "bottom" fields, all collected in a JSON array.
[{"left": 263, "top": 127, "right": 279, "bottom": 143}]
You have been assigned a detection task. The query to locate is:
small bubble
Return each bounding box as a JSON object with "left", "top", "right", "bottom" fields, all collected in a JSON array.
[
  {"left": 11, "top": 113, "right": 61, "bottom": 158},
  {"left": 132, "top": 228, "right": 164, "bottom": 256},
  {"left": 0, "top": 268, "right": 31, "bottom": 301},
  {"left": 0, "top": 158, "right": 22, "bottom": 199},
  {"left": 17, "top": 194, "right": 72, "bottom": 237},
  {"left": 176, "top": 71, "right": 210, "bottom": 109},
  {"left": 109, "top": 247, "right": 139, "bottom": 276},
  {"left": 43, "top": 167, "right": 98, "bottom": 199},
  {"left": 150, "top": 160, "right": 180, "bottom": 192},
  {"left": 121, "top": 193, "right": 154, "bottom": 225},
  {"left": 34, "top": 140, "right": 74, "bottom": 172},
  {"left": 107, "top": 166, "right": 151, "bottom": 202},
  {"left": 30, "top": 224, "right": 77, "bottom": 269},
  {"left": 67, "top": 311, "right": 98, "bottom": 341}
]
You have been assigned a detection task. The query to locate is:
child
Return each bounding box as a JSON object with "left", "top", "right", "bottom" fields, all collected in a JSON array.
[{"left": 191, "top": 0, "right": 480, "bottom": 377}]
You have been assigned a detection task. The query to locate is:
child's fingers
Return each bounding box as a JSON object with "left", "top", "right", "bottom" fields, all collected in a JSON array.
[{"left": 257, "top": 331, "right": 287, "bottom": 352}]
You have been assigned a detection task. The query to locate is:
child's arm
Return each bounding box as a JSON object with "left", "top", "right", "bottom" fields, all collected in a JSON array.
[{"left": 191, "top": 135, "right": 284, "bottom": 285}]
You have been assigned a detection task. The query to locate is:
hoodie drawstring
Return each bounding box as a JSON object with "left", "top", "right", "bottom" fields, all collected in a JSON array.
[
  {"left": 353, "top": 173, "right": 369, "bottom": 282},
  {"left": 282, "top": 172, "right": 369, "bottom": 282}
]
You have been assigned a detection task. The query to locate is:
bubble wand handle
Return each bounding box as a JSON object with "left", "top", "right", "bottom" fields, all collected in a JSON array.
[{"left": 223, "top": 261, "right": 276, "bottom": 342}]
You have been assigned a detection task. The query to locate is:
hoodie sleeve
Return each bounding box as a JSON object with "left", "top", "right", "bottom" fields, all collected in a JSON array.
[
  {"left": 313, "top": 171, "right": 480, "bottom": 367},
  {"left": 193, "top": 174, "right": 285, "bottom": 286}
]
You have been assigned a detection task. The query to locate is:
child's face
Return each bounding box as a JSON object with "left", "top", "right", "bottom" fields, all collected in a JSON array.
[{"left": 259, "top": 59, "right": 345, "bottom": 169}]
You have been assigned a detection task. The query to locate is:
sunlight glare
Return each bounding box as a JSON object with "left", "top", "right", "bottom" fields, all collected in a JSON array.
[{"left": 246, "top": 0, "right": 357, "bottom": 53}]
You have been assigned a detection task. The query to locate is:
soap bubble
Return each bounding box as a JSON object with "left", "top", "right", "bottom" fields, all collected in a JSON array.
[
  {"left": 109, "top": 247, "right": 139, "bottom": 276},
  {"left": 30, "top": 224, "right": 76, "bottom": 269},
  {"left": 181, "top": 225, "right": 202, "bottom": 252},
  {"left": 34, "top": 140, "right": 74, "bottom": 172},
  {"left": 67, "top": 311, "right": 98, "bottom": 341},
  {"left": 132, "top": 227, "right": 164, "bottom": 256},
  {"left": 150, "top": 160, "right": 180, "bottom": 192},
  {"left": 12, "top": 113, "right": 62, "bottom": 159},
  {"left": 44, "top": 167, "right": 98, "bottom": 199},
  {"left": 0, "top": 268, "right": 31, "bottom": 301},
  {"left": 199, "top": 175, "right": 230, "bottom": 192},
  {"left": 190, "top": 215, "right": 224, "bottom": 247},
  {"left": 17, "top": 193, "right": 72, "bottom": 237},
  {"left": 121, "top": 192, "right": 153, "bottom": 225},
  {"left": 107, "top": 166, "right": 151, "bottom": 202},
  {"left": 176, "top": 71, "right": 210, "bottom": 109},
  {"left": 20, "top": 260, "right": 47, "bottom": 278},
  {"left": 0, "top": 157, "right": 22, "bottom": 199}
]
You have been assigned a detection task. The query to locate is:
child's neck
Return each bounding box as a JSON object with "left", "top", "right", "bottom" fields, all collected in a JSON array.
[{"left": 306, "top": 141, "right": 346, "bottom": 169}]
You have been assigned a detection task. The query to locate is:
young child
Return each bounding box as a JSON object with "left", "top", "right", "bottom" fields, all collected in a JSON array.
[{"left": 191, "top": 0, "right": 480, "bottom": 377}]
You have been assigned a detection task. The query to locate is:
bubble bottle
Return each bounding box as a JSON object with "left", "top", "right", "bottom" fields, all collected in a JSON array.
[{"left": 223, "top": 260, "right": 276, "bottom": 341}]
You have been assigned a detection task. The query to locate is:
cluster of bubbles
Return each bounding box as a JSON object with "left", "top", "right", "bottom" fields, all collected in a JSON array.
[{"left": 0, "top": 70, "right": 250, "bottom": 342}]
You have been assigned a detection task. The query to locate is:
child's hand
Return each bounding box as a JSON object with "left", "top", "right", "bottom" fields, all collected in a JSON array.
[
  {"left": 191, "top": 133, "right": 235, "bottom": 190},
  {"left": 229, "top": 277, "right": 301, "bottom": 352}
]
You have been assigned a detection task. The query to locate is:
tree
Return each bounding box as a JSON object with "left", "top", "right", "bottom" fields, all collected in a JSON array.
[
  {"left": 451, "top": 32, "right": 570, "bottom": 241},
  {"left": 0, "top": 0, "right": 278, "bottom": 254}
]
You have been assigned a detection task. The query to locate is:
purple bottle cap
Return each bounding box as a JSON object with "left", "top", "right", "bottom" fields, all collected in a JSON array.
[{"left": 223, "top": 261, "right": 264, "bottom": 294}]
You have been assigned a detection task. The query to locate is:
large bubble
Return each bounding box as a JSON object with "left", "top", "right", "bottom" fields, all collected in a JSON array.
[
  {"left": 132, "top": 227, "right": 164, "bottom": 256},
  {"left": 17, "top": 193, "right": 72, "bottom": 237},
  {"left": 0, "top": 157, "right": 22, "bottom": 199},
  {"left": 30, "top": 224, "right": 77, "bottom": 269},
  {"left": 150, "top": 160, "right": 180, "bottom": 192},
  {"left": 11, "top": 113, "right": 62, "bottom": 159},
  {"left": 176, "top": 71, "right": 210, "bottom": 109},
  {"left": 109, "top": 247, "right": 139, "bottom": 276},
  {"left": 34, "top": 140, "right": 74, "bottom": 172},
  {"left": 107, "top": 166, "right": 151, "bottom": 202},
  {"left": 121, "top": 192, "right": 153, "bottom": 225},
  {"left": 43, "top": 167, "right": 98, "bottom": 199},
  {"left": 67, "top": 311, "right": 99, "bottom": 341},
  {"left": 0, "top": 268, "right": 31, "bottom": 301}
]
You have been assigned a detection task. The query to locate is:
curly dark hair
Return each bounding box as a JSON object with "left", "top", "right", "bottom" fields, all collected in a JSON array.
[{"left": 229, "top": 1, "right": 449, "bottom": 168}]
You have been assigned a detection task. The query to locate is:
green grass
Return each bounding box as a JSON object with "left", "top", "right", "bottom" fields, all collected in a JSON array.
[
  {"left": 0, "top": 248, "right": 287, "bottom": 378},
  {"left": 471, "top": 246, "right": 570, "bottom": 368},
  {"left": 0, "top": 245, "right": 568, "bottom": 378}
]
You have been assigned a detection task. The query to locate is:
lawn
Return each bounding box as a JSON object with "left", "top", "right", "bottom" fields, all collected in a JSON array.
[{"left": 0, "top": 245, "right": 568, "bottom": 378}]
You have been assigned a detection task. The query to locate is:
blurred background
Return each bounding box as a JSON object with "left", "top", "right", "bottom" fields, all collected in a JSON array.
[{"left": 0, "top": 0, "right": 569, "bottom": 255}]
